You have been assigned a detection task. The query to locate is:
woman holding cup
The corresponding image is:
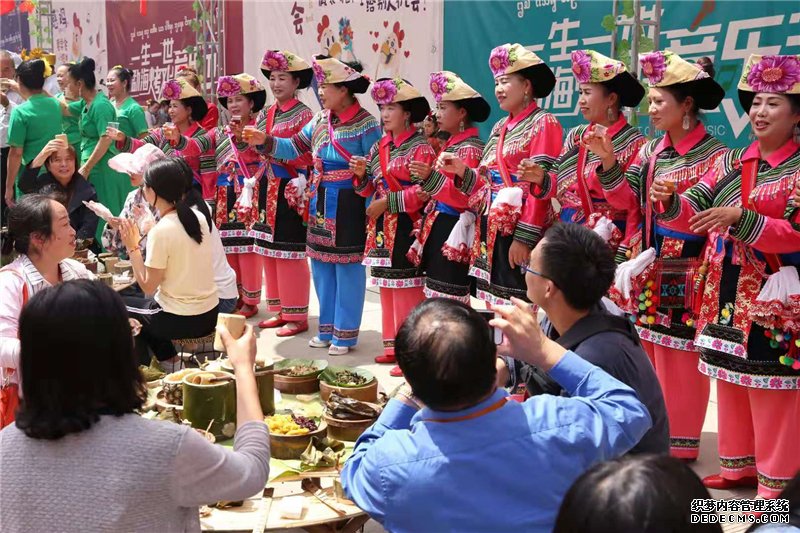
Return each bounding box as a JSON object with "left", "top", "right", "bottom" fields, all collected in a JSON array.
[
  {"left": 105, "top": 66, "right": 149, "bottom": 141},
  {"left": 164, "top": 73, "right": 268, "bottom": 319},
  {"left": 653, "top": 54, "right": 800, "bottom": 497},
  {"left": 350, "top": 78, "right": 434, "bottom": 363},
  {"left": 244, "top": 56, "right": 381, "bottom": 354},
  {"left": 252, "top": 51, "right": 315, "bottom": 337},
  {"left": 54, "top": 63, "right": 82, "bottom": 154},
  {"left": 525, "top": 50, "right": 647, "bottom": 259},
  {"left": 591, "top": 51, "right": 727, "bottom": 462},
  {"left": 109, "top": 78, "right": 215, "bottom": 200}
]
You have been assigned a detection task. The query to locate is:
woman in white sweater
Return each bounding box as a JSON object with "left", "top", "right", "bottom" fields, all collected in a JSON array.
[{"left": 0, "top": 279, "right": 269, "bottom": 532}]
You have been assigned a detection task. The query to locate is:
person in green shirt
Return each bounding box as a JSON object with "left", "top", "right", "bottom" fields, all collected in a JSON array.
[
  {"left": 5, "top": 59, "right": 63, "bottom": 206},
  {"left": 106, "top": 66, "right": 149, "bottom": 140},
  {"left": 54, "top": 63, "right": 81, "bottom": 155},
  {"left": 65, "top": 57, "right": 132, "bottom": 243}
]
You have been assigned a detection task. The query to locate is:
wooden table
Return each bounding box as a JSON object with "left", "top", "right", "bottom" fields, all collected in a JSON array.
[
  {"left": 113, "top": 279, "right": 135, "bottom": 292},
  {"left": 200, "top": 476, "right": 368, "bottom": 533}
]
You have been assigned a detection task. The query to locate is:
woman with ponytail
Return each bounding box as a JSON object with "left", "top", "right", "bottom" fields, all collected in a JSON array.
[
  {"left": 4, "top": 59, "right": 63, "bottom": 206},
  {"left": 120, "top": 158, "right": 219, "bottom": 370}
]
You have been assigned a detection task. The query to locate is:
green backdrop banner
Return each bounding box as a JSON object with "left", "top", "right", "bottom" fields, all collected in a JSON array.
[{"left": 443, "top": 0, "right": 799, "bottom": 147}]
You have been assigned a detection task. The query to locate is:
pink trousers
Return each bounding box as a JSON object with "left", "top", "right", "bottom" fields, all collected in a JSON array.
[
  {"left": 380, "top": 287, "right": 425, "bottom": 356},
  {"left": 717, "top": 379, "right": 800, "bottom": 498},
  {"left": 227, "top": 252, "right": 262, "bottom": 306},
  {"left": 263, "top": 257, "right": 310, "bottom": 322},
  {"left": 644, "top": 340, "right": 710, "bottom": 460}
]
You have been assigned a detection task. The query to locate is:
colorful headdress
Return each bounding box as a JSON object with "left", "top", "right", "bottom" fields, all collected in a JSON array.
[
  {"left": 160, "top": 78, "right": 208, "bottom": 121},
  {"left": 216, "top": 73, "right": 267, "bottom": 112},
  {"left": 737, "top": 54, "right": 800, "bottom": 111},
  {"left": 260, "top": 50, "right": 313, "bottom": 89},
  {"left": 570, "top": 49, "right": 645, "bottom": 108},
  {"left": 370, "top": 78, "right": 430, "bottom": 122},
  {"left": 639, "top": 50, "right": 724, "bottom": 110},
  {"left": 429, "top": 70, "right": 491, "bottom": 123},
  {"left": 488, "top": 43, "right": 555, "bottom": 98},
  {"left": 312, "top": 55, "right": 370, "bottom": 94}
]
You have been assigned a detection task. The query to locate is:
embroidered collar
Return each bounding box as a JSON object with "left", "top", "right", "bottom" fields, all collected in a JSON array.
[
  {"left": 381, "top": 127, "right": 417, "bottom": 149},
  {"left": 659, "top": 122, "right": 707, "bottom": 156},
  {"left": 505, "top": 100, "right": 539, "bottom": 130},
  {"left": 184, "top": 122, "right": 201, "bottom": 138},
  {"left": 333, "top": 101, "right": 361, "bottom": 124},
  {"left": 443, "top": 127, "right": 480, "bottom": 151},
  {"left": 742, "top": 139, "right": 800, "bottom": 168},
  {"left": 277, "top": 98, "right": 299, "bottom": 113}
]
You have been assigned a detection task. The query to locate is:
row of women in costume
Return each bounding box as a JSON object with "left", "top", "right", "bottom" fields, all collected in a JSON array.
[{"left": 113, "top": 45, "right": 798, "bottom": 499}]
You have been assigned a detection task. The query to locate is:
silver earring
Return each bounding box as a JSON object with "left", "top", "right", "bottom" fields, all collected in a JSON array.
[
  {"left": 404, "top": 117, "right": 410, "bottom": 130},
  {"left": 459, "top": 120, "right": 465, "bottom": 133},
  {"left": 794, "top": 124, "right": 800, "bottom": 144},
  {"left": 682, "top": 113, "right": 691, "bottom": 131},
  {"left": 523, "top": 93, "right": 530, "bottom": 108},
  {"left": 607, "top": 107, "right": 615, "bottom": 122}
]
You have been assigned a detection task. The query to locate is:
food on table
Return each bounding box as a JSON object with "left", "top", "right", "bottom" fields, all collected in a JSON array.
[
  {"left": 325, "top": 393, "right": 380, "bottom": 421},
  {"left": 266, "top": 413, "right": 319, "bottom": 435},
  {"left": 283, "top": 365, "right": 317, "bottom": 377},
  {"left": 139, "top": 356, "right": 165, "bottom": 382},
  {"left": 186, "top": 372, "right": 218, "bottom": 385},
  {"left": 162, "top": 368, "right": 196, "bottom": 405},
  {"left": 332, "top": 370, "right": 368, "bottom": 387}
]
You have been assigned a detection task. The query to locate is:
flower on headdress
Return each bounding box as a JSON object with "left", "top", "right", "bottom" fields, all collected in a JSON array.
[
  {"left": 216, "top": 76, "right": 241, "bottom": 98},
  {"left": 263, "top": 50, "right": 289, "bottom": 72},
  {"left": 371, "top": 79, "right": 398, "bottom": 105},
  {"left": 640, "top": 51, "right": 667, "bottom": 84},
  {"left": 489, "top": 46, "right": 511, "bottom": 77},
  {"left": 429, "top": 72, "right": 450, "bottom": 102},
  {"left": 248, "top": 78, "right": 260, "bottom": 91},
  {"left": 313, "top": 62, "right": 326, "bottom": 85},
  {"left": 161, "top": 80, "right": 182, "bottom": 100},
  {"left": 746, "top": 55, "right": 800, "bottom": 94},
  {"left": 571, "top": 50, "right": 592, "bottom": 83}
]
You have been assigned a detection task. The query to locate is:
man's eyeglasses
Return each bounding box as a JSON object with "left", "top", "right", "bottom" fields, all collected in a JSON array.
[{"left": 520, "top": 264, "right": 556, "bottom": 287}]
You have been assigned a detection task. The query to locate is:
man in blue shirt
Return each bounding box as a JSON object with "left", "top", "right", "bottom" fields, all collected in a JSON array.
[{"left": 341, "top": 297, "right": 652, "bottom": 532}]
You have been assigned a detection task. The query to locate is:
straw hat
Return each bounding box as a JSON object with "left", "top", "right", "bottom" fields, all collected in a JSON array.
[
  {"left": 370, "top": 78, "right": 430, "bottom": 123},
  {"left": 312, "top": 55, "right": 370, "bottom": 94},
  {"left": 737, "top": 54, "right": 800, "bottom": 111},
  {"left": 216, "top": 73, "right": 267, "bottom": 112},
  {"left": 160, "top": 78, "right": 208, "bottom": 122},
  {"left": 488, "top": 43, "right": 555, "bottom": 98}
]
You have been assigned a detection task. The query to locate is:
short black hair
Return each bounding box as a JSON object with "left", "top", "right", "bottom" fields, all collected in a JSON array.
[
  {"left": 538, "top": 223, "right": 615, "bottom": 310},
  {"left": 15, "top": 280, "right": 146, "bottom": 440},
  {"left": 395, "top": 299, "right": 496, "bottom": 410},
  {"left": 7, "top": 194, "right": 55, "bottom": 255},
  {"left": 554, "top": 454, "right": 721, "bottom": 533},
  {"left": 16, "top": 59, "right": 46, "bottom": 90}
]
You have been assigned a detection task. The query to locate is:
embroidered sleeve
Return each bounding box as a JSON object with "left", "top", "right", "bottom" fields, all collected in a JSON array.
[
  {"left": 598, "top": 141, "right": 648, "bottom": 214},
  {"left": 537, "top": 126, "right": 578, "bottom": 201},
  {"left": 657, "top": 153, "right": 724, "bottom": 231},
  {"left": 354, "top": 144, "right": 379, "bottom": 198},
  {"left": 515, "top": 115, "right": 563, "bottom": 247},
  {"left": 386, "top": 144, "right": 435, "bottom": 214},
  {"left": 283, "top": 108, "right": 315, "bottom": 170},
  {"left": 261, "top": 114, "right": 316, "bottom": 160},
  {"left": 175, "top": 127, "right": 216, "bottom": 156},
  {"left": 730, "top": 207, "right": 800, "bottom": 254}
]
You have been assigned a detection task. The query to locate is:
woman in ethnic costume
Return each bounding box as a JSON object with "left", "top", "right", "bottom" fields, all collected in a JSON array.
[
  {"left": 524, "top": 50, "right": 646, "bottom": 257},
  {"left": 413, "top": 70, "right": 490, "bottom": 307},
  {"left": 351, "top": 78, "right": 434, "bottom": 370},
  {"left": 166, "top": 73, "right": 268, "bottom": 318},
  {"left": 110, "top": 78, "right": 215, "bottom": 200},
  {"left": 439, "top": 44, "right": 563, "bottom": 306},
  {"left": 253, "top": 50, "right": 315, "bottom": 337},
  {"left": 655, "top": 54, "right": 800, "bottom": 497},
  {"left": 246, "top": 56, "right": 381, "bottom": 355},
  {"left": 595, "top": 51, "right": 727, "bottom": 461}
]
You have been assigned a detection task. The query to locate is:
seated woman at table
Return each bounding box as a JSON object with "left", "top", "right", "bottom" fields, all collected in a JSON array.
[
  {"left": 99, "top": 144, "right": 163, "bottom": 258},
  {"left": 121, "top": 157, "right": 219, "bottom": 369},
  {"left": 0, "top": 194, "right": 94, "bottom": 427},
  {"left": 30, "top": 138, "right": 99, "bottom": 249},
  {"left": 0, "top": 279, "right": 269, "bottom": 531}
]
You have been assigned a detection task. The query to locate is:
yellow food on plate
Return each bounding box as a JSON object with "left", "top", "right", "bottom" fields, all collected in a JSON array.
[{"left": 265, "top": 414, "right": 311, "bottom": 436}]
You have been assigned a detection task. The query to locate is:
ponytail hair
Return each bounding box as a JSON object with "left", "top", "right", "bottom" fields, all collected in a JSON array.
[
  {"left": 68, "top": 57, "right": 96, "bottom": 91},
  {"left": 142, "top": 158, "right": 204, "bottom": 244},
  {"left": 173, "top": 157, "right": 212, "bottom": 233}
]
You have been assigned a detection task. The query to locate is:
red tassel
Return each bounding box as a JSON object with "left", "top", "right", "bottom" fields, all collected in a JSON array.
[{"left": 139, "top": 0, "right": 147, "bottom": 16}]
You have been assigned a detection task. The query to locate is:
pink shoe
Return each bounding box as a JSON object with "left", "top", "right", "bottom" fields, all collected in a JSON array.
[{"left": 276, "top": 321, "right": 309, "bottom": 337}]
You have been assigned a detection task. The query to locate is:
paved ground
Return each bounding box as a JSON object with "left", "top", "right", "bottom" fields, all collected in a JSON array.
[{"left": 246, "top": 276, "right": 756, "bottom": 533}]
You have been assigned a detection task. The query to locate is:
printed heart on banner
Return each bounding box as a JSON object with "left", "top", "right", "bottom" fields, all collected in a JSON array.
[
  {"left": 404, "top": 50, "right": 410, "bottom": 58},
  {"left": 383, "top": 20, "right": 389, "bottom": 28},
  {"left": 372, "top": 43, "right": 379, "bottom": 52}
]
